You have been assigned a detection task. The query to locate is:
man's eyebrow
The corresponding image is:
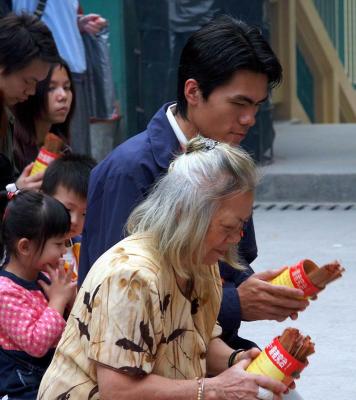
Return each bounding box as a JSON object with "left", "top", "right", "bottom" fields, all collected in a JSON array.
[{"left": 230, "top": 94, "right": 268, "bottom": 105}]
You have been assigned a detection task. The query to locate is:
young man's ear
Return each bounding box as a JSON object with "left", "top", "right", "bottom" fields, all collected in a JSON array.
[
  {"left": 17, "top": 238, "right": 33, "bottom": 257},
  {"left": 184, "top": 79, "right": 202, "bottom": 106}
]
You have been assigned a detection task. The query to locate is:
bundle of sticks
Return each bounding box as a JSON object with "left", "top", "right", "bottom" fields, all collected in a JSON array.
[
  {"left": 307, "top": 260, "right": 344, "bottom": 291},
  {"left": 247, "top": 327, "right": 315, "bottom": 383},
  {"left": 43, "top": 132, "right": 64, "bottom": 153},
  {"left": 279, "top": 328, "right": 315, "bottom": 364},
  {"left": 30, "top": 133, "right": 64, "bottom": 176}
]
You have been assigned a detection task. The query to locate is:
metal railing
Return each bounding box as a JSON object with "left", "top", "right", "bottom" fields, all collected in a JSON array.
[
  {"left": 296, "top": 46, "right": 315, "bottom": 122},
  {"left": 313, "top": 0, "right": 356, "bottom": 88}
]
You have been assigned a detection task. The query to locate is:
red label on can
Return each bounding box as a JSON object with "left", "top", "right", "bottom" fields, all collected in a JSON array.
[
  {"left": 289, "top": 262, "right": 320, "bottom": 296},
  {"left": 265, "top": 337, "right": 306, "bottom": 377},
  {"left": 36, "top": 147, "right": 60, "bottom": 166}
]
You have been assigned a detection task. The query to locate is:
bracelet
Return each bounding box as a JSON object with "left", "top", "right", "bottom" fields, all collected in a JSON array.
[
  {"left": 5, "top": 183, "right": 18, "bottom": 194},
  {"left": 5, "top": 183, "right": 20, "bottom": 200},
  {"left": 196, "top": 377, "right": 205, "bottom": 400},
  {"left": 228, "top": 349, "right": 244, "bottom": 368}
]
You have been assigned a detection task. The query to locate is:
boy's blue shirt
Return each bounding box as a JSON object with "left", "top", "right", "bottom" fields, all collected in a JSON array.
[{"left": 79, "top": 103, "right": 258, "bottom": 345}]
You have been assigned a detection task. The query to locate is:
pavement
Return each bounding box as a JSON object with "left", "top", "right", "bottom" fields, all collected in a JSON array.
[
  {"left": 239, "top": 207, "right": 355, "bottom": 400},
  {"left": 256, "top": 122, "right": 356, "bottom": 202},
  {"left": 240, "top": 122, "right": 356, "bottom": 400}
]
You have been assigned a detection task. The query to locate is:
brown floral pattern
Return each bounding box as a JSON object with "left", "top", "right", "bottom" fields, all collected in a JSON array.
[{"left": 37, "top": 235, "right": 222, "bottom": 399}]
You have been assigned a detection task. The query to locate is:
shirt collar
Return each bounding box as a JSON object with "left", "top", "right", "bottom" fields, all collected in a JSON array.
[{"left": 166, "top": 103, "right": 188, "bottom": 146}]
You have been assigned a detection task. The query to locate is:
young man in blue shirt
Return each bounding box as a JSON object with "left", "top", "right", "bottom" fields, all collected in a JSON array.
[{"left": 79, "top": 16, "right": 308, "bottom": 350}]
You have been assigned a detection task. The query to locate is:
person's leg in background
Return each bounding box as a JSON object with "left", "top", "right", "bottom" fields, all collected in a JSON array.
[{"left": 70, "top": 72, "right": 91, "bottom": 155}]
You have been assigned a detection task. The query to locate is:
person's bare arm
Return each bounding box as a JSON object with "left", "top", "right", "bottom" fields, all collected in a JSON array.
[
  {"left": 206, "top": 337, "right": 234, "bottom": 376},
  {"left": 97, "top": 367, "right": 198, "bottom": 400},
  {"left": 206, "top": 337, "right": 262, "bottom": 376},
  {"left": 238, "top": 268, "right": 309, "bottom": 322},
  {"left": 97, "top": 354, "right": 286, "bottom": 400}
]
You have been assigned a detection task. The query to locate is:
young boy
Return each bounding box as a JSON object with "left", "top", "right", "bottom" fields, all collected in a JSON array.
[{"left": 41, "top": 153, "right": 96, "bottom": 278}]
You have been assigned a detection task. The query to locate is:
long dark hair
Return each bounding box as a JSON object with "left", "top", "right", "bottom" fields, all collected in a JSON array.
[
  {"left": 13, "top": 60, "right": 75, "bottom": 170},
  {"left": 1, "top": 191, "right": 70, "bottom": 260},
  {"left": 14, "top": 60, "right": 75, "bottom": 144}
]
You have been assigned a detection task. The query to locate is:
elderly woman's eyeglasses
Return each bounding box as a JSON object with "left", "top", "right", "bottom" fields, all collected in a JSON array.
[{"left": 222, "top": 220, "right": 247, "bottom": 240}]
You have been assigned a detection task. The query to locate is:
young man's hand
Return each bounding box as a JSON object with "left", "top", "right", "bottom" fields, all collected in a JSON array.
[{"left": 238, "top": 268, "right": 309, "bottom": 322}]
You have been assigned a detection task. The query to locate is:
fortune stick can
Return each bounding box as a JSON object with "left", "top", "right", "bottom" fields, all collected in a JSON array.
[
  {"left": 30, "top": 133, "right": 64, "bottom": 176},
  {"left": 246, "top": 328, "right": 314, "bottom": 385},
  {"left": 269, "top": 259, "right": 344, "bottom": 298},
  {"left": 269, "top": 259, "right": 320, "bottom": 297}
]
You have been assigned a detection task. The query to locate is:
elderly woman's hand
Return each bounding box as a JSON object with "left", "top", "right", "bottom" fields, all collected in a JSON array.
[{"left": 207, "top": 355, "right": 287, "bottom": 400}]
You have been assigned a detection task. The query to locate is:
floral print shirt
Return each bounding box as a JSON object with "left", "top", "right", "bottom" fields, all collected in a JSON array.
[{"left": 37, "top": 235, "right": 222, "bottom": 399}]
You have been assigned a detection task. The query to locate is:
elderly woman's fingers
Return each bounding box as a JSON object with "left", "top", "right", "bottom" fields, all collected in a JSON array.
[
  {"left": 237, "top": 348, "right": 261, "bottom": 363},
  {"left": 208, "top": 358, "right": 286, "bottom": 400},
  {"left": 254, "top": 374, "right": 287, "bottom": 397}
]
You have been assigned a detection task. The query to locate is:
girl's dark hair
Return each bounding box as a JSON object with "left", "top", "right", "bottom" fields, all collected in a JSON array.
[
  {"left": 1, "top": 191, "right": 70, "bottom": 259},
  {"left": 13, "top": 60, "right": 75, "bottom": 170},
  {"left": 176, "top": 15, "right": 283, "bottom": 118}
]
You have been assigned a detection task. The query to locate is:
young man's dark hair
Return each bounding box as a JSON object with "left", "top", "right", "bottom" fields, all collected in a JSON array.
[
  {"left": 176, "top": 15, "right": 282, "bottom": 118},
  {"left": 41, "top": 153, "right": 97, "bottom": 199},
  {"left": 0, "top": 13, "right": 59, "bottom": 75}
]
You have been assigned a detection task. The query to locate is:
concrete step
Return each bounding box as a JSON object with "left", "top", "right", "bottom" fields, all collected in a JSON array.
[{"left": 256, "top": 122, "right": 356, "bottom": 202}]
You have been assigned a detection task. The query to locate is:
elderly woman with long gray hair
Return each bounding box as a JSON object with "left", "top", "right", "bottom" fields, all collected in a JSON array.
[{"left": 38, "top": 136, "right": 287, "bottom": 400}]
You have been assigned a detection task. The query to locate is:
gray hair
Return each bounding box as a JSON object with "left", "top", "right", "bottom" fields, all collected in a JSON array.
[{"left": 127, "top": 136, "right": 259, "bottom": 280}]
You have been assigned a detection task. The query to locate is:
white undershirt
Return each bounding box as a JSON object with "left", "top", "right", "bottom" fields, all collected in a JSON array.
[{"left": 166, "top": 104, "right": 188, "bottom": 146}]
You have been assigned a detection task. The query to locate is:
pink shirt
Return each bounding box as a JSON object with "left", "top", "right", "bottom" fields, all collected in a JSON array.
[{"left": 0, "top": 275, "right": 66, "bottom": 357}]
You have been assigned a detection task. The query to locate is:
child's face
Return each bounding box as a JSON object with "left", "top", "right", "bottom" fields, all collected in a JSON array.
[
  {"left": 52, "top": 185, "right": 87, "bottom": 238},
  {"left": 35, "top": 236, "right": 67, "bottom": 271}
]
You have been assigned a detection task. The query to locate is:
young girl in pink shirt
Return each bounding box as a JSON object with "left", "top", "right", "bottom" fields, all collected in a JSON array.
[{"left": 0, "top": 191, "right": 76, "bottom": 399}]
